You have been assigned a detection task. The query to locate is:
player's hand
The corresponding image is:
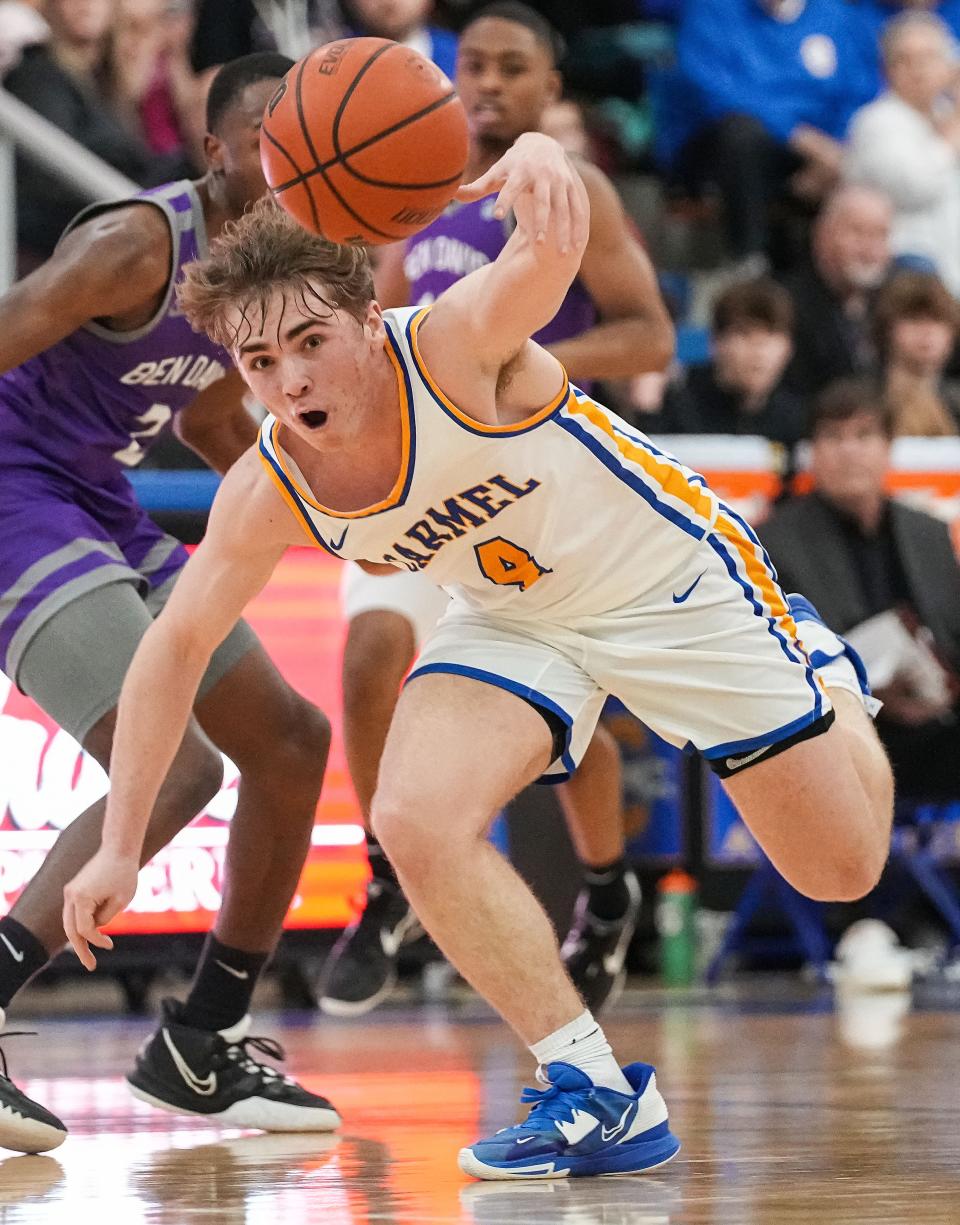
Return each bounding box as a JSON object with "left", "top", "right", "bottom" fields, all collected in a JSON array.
[
  {"left": 62, "top": 849, "right": 139, "bottom": 971},
  {"left": 457, "top": 132, "right": 589, "bottom": 255}
]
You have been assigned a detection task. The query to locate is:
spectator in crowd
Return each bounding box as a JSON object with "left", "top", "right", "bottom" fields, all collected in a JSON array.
[
  {"left": 656, "top": 279, "right": 807, "bottom": 445},
  {"left": 781, "top": 183, "right": 894, "bottom": 398},
  {"left": 654, "top": 0, "right": 879, "bottom": 276},
  {"left": 0, "top": 0, "right": 48, "bottom": 75},
  {"left": 344, "top": 0, "right": 458, "bottom": 79},
  {"left": 110, "top": 0, "right": 205, "bottom": 175},
  {"left": 760, "top": 378, "right": 960, "bottom": 801},
  {"left": 190, "top": 0, "right": 341, "bottom": 71},
  {"left": 844, "top": 11, "right": 960, "bottom": 296},
  {"left": 874, "top": 270, "right": 960, "bottom": 434},
  {"left": 5, "top": 0, "right": 172, "bottom": 267}
]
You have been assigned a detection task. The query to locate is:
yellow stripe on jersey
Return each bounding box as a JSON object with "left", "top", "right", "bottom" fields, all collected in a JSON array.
[
  {"left": 714, "top": 511, "right": 802, "bottom": 647},
  {"left": 408, "top": 307, "right": 570, "bottom": 433},
  {"left": 566, "top": 396, "right": 716, "bottom": 525},
  {"left": 266, "top": 336, "right": 414, "bottom": 520},
  {"left": 260, "top": 459, "right": 325, "bottom": 547}
]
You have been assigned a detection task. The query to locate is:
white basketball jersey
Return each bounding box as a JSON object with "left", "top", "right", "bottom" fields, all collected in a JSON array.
[{"left": 258, "top": 305, "right": 724, "bottom": 621}]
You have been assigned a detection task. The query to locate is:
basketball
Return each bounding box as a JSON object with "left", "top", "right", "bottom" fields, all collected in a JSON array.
[{"left": 260, "top": 37, "right": 469, "bottom": 245}]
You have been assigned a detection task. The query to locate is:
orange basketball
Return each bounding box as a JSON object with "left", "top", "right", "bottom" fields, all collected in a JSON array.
[{"left": 260, "top": 37, "right": 469, "bottom": 245}]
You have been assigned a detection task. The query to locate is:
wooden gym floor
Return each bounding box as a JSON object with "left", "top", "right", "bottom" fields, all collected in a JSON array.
[{"left": 1, "top": 981, "right": 958, "bottom": 1223}]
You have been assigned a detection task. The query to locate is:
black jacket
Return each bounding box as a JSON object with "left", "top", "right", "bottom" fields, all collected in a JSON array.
[
  {"left": 759, "top": 492, "right": 960, "bottom": 672},
  {"left": 5, "top": 46, "right": 168, "bottom": 257}
]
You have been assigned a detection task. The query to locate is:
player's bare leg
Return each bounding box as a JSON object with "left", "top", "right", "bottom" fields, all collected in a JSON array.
[
  {"left": 723, "top": 687, "right": 892, "bottom": 901},
  {"left": 372, "top": 672, "right": 679, "bottom": 1179},
  {"left": 321, "top": 609, "right": 424, "bottom": 1016},
  {"left": 556, "top": 723, "right": 641, "bottom": 1012},
  {"left": 124, "top": 642, "right": 340, "bottom": 1134}
]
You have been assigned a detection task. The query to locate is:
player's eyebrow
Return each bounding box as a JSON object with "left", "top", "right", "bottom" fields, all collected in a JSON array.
[{"left": 238, "top": 318, "right": 324, "bottom": 356}]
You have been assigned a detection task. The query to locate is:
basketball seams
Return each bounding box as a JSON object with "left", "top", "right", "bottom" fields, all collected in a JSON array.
[
  {"left": 264, "top": 37, "right": 467, "bottom": 243},
  {"left": 330, "top": 41, "right": 397, "bottom": 163},
  {"left": 270, "top": 84, "right": 464, "bottom": 196},
  {"left": 286, "top": 43, "right": 405, "bottom": 242}
]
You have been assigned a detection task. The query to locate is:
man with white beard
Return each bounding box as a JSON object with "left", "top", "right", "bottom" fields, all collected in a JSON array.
[{"left": 780, "top": 184, "right": 894, "bottom": 399}]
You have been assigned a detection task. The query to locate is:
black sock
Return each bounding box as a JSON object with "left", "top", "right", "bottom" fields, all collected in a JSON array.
[
  {"left": 367, "top": 834, "right": 399, "bottom": 889},
  {"left": 582, "top": 856, "right": 632, "bottom": 922},
  {"left": 0, "top": 917, "right": 51, "bottom": 1011},
  {"left": 179, "top": 935, "right": 269, "bottom": 1033}
]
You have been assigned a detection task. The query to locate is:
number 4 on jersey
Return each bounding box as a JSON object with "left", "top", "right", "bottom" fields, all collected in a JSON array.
[{"left": 474, "top": 537, "right": 551, "bottom": 591}]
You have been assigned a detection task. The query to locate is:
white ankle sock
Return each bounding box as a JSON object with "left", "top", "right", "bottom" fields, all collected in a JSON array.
[{"left": 529, "top": 1010, "right": 632, "bottom": 1094}]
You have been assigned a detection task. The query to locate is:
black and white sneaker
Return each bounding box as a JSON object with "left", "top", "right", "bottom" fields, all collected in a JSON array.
[
  {"left": 319, "top": 880, "right": 423, "bottom": 1017},
  {"left": 0, "top": 1008, "right": 67, "bottom": 1154},
  {"left": 127, "top": 998, "right": 340, "bottom": 1132},
  {"left": 561, "top": 870, "right": 642, "bottom": 1014}
]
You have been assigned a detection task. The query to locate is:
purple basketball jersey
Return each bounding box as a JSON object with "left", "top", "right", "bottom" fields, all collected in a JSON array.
[
  {"left": 403, "top": 196, "right": 597, "bottom": 351},
  {"left": 0, "top": 181, "right": 229, "bottom": 681},
  {"left": 0, "top": 180, "right": 228, "bottom": 499}
]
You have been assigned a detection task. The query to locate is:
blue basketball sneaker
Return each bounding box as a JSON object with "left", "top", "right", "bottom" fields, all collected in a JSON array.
[
  {"left": 787, "top": 593, "right": 880, "bottom": 714},
  {"left": 458, "top": 1062, "right": 680, "bottom": 1180}
]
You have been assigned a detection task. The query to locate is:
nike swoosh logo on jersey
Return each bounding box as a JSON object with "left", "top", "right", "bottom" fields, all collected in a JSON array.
[
  {"left": 0, "top": 934, "right": 24, "bottom": 962},
  {"left": 672, "top": 571, "right": 705, "bottom": 604},
  {"left": 215, "top": 960, "right": 249, "bottom": 980},
  {"left": 162, "top": 1030, "right": 217, "bottom": 1096},
  {"left": 601, "top": 1102, "right": 636, "bottom": 1142},
  {"left": 725, "top": 745, "right": 772, "bottom": 772},
  {"left": 326, "top": 527, "right": 348, "bottom": 552}
]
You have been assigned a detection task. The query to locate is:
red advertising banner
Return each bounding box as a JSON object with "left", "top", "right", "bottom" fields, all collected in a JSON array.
[{"left": 0, "top": 549, "right": 367, "bottom": 933}]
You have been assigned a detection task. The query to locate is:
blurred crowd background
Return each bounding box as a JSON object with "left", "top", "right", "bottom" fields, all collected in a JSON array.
[{"left": 3, "top": 0, "right": 960, "bottom": 991}]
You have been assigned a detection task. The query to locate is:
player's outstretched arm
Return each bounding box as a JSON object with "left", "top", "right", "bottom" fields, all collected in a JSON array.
[
  {"left": 430, "top": 133, "right": 590, "bottom": 370},
  {"left": 61, "top": 449, "right": 295, "bottom": 968},
  {"left": 174, "top": 369, "right": 260, "bottom": 474},
  {"left": 0, "top": 205, "right": 172, "bottom": 373}
]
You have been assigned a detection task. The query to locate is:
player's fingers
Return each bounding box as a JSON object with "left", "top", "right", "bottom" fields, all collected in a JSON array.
[
  {"left": 532, "top": 176, "right": 551, "bottom": 244},
  {"left": 568, "top": 180, "right": 588, "bottom": 252},
  {"left": 491, "top": 174, "right": 525, "bottom": 221},
  {"left": 569, "top": 177, "right": 589, "bottom": 251},
  {"left": 551, "top": 180, "right": 571, "bottom": 254},
  {"left": 455, "top": 164, "right": 502, "bottom": 203},
  {"left": 63, "top": 900, "right": 97, "bottom": 972}
]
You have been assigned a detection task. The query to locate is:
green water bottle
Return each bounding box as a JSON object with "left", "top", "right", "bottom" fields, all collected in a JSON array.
[{"left": 656, "top": 869, "right": 698, "bottom": 986}]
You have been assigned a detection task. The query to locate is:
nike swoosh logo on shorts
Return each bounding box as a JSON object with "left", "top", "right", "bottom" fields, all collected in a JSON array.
[
  {"left": 0, "top": 934, "right": 24, "bottom": 962},
  {"left": 672, "top": 571, "right": 705, "bottom": 604},
  {"left": 215, "top": 959, "right": 250, "bottom": 980},
  {"left": 162, "top": 1030, "right": 217, "bottom": 1096},
  {"left": 725, "top": 745, "right": 772, "bottom": 772}
]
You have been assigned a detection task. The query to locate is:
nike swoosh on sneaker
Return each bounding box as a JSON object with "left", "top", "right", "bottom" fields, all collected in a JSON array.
[
  {"left": 0, "top": 934, "right": 24, "bottom": 962},
  {"left": 724, "top": 745, "right": 771, "bottom": 772},
  {"left": 600, "top": 1101, "right": 635, "bottom": 1142},
  {"left": 515, "top": 1135, "right": 537, "bottom": 1145},
  {"left": 380, "top": 910, "right": 419, "bottom": 957},
  {"left": 215, "top": 960, "right": 250, "bottom": 980},
  {"left": 672, "top": 571, "right": 705, "bottom": 604},
  {"left": 162, "top": 1030, "right": 217, "bottom": 1096}
]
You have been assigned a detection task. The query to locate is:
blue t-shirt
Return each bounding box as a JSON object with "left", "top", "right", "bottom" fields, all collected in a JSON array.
[{"left": 655, "top": 0, "right": 880, "bottom": 166}]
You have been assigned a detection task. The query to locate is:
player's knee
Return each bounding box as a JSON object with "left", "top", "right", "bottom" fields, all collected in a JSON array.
[
  {"left": 164, "top": 733, "right": 224, "bottom": 815},
  {"left": 241, "top": 696, "right": 331, "bottom": 792},
  {"left": 342, "top": 614, "right": 415, "bottom": 715},
  {"left": 796, "top": 840, "right": 887, "bottom": 902}
]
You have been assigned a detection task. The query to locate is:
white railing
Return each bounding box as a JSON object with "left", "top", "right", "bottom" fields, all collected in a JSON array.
[{"left": 0, "top": 86, "right": 139, "bottom": 289}]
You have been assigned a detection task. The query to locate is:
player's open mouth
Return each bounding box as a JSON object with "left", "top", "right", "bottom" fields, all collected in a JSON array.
[{"left": 299, "top": 410, "right": 328, "bottom": 430}]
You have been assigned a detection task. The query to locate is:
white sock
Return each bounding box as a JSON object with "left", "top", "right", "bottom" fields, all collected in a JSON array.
[{"left": 529, "top": 1010, "right": 632, "bottom": 1094}]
